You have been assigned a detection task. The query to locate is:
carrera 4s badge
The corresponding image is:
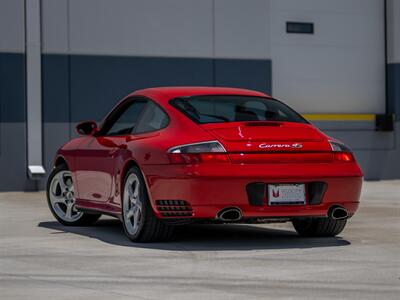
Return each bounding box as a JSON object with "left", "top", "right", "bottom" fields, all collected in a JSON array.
[{"left": 259, "top": 143, "right": 303, "bottom": 149}]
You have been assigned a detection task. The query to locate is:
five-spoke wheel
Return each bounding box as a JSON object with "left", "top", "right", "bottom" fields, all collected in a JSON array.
[
  {"left": 46, "top": 164, "right": 101, "bottom": 226},
  {"left": 48, "top": 170, "right": 83, "bottom": 222},
  {"left": 121, "top": 166, "right": 174, "bottom": 242},
  {"left": 123, "top": 173, "right": 143, "bottom": 236}
]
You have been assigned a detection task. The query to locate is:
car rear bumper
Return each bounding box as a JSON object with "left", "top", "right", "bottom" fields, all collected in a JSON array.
[{"left": 142, "top": 162, "right": 363, "bottom": 220}]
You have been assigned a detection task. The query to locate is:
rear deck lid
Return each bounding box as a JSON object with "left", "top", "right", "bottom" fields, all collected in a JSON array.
[
  {"left": 201, "top": 122, "right": 332, "bottom": 163},
  {"left": 170, "top": 95, "right": 332, "bottom": 162},
  {"left": 204, "top": 121, "right": 323, "bottom": 143}
]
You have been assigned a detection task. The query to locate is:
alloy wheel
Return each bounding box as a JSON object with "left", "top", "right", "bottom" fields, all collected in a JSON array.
[
  {"left": 48, "top": 170, "right": 83, "bottom": 222},
  {"left": 123, "top": 173, "right": 143, "bottom": 235}
]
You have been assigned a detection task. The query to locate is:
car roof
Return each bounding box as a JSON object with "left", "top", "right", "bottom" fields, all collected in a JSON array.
[{"left": 129, "top": 86, "right": 270, "bottom": 103}]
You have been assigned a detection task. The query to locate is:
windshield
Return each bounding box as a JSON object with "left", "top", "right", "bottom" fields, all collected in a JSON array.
[{"left": 170, "top": 96, "right": 308, "bottom": 124}]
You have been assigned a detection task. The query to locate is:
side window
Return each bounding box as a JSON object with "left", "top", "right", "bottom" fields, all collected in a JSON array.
[
  {"left": 103, "top": 100, "right": 147, "bottom": 136},
  {"left": 134, "top": 101, "right": 169, "bottom": 134}
]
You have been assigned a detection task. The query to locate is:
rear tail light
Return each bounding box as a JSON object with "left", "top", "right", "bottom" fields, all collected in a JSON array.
[
  {"left": 334, "top": 152, "right": 354, "bottom": 162},
  {"left": 329, "top": 140, "right": 354, "bottom": 162},
  {"left": 168, "top": 141, "right": 229, "bottom": 164},
  {"left": 168, "top": 153, "right": 230, "bottom": 164}
]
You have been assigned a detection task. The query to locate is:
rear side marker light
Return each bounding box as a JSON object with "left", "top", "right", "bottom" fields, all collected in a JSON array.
[
  {"left": 329, "top": 140, "right": 354, "bottom": 162},
  {"left": 168, "top": 141, "right": 229, "bottom": 164}
]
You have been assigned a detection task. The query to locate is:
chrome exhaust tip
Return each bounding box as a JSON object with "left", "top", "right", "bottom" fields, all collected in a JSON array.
[
  {"left": 217, "top": 207, "right": 242, "bottom": 222},
  {"left": 329, "top": 206, "right": 348, "bottom": 220}
]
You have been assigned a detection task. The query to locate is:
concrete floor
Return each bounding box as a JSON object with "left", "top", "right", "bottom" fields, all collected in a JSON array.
[{"left": 0, "top": 181, "right": 399, "bottom": 299}]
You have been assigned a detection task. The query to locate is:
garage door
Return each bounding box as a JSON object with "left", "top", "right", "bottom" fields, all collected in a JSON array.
[{"left": 270, "top": 0, "right": 385, "bottom": 114}]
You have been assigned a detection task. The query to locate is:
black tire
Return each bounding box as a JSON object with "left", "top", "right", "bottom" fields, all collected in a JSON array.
[
  {"left": 121, "top": 166, "right": 174, "bottom": 242},
  {"left": 46, "top": 164, "right": 101, "bottom": 226},
  {"left": 292, "top": 217, "right": 347, "bottom": 237}
]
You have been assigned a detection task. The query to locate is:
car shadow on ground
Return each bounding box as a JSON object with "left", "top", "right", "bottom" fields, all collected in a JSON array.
[{"left": 38, "top": 218, "right": 350, "bottom": 251}]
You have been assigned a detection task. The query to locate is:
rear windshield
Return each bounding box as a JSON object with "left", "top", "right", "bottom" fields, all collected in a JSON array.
[{"left": 170, "top": 96, "right": 308, "bottom": 124}]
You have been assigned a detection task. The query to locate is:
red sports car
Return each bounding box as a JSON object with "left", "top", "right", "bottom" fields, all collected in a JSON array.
[{"left": 47, "top": 87, "right": 363, "bottom": 242}]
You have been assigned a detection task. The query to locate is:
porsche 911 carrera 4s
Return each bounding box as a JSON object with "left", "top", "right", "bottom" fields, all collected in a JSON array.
[{"left": 47, "top": 87, "right": 363, "bottom": 242}]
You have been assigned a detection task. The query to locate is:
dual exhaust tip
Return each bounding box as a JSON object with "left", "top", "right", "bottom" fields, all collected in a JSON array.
[
  {"left": 217, "top": 205, "right": 348, "bottom": 222},
  {"left": 329, "top": 206, "right": 348, "bottom": 220},
  {"left": 217, "top": 207, "right": 242, "bottom": 222}
]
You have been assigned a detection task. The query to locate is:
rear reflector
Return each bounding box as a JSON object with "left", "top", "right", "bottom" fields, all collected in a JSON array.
[
  {"left": 168, "top": 153, "right": 230, "bottom": 164},
  {"left": 229, "top": 152, "right": 334, "bottom": 164}
]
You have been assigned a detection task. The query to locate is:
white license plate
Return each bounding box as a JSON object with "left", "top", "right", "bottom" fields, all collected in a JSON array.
[{"left": 268, "top": 184, "right": 306, "bottom": 205}]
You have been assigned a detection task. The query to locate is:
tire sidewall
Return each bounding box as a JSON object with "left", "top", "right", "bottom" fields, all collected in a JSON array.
[{"left": 292, "top": 217, "right": 346, "bottom": 237}]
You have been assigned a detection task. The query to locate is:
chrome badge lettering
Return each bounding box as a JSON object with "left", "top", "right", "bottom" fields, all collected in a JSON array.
[
  {"left": 291, "top": 143, "right": 303, "bottom": 149},
  {"left": 259, "top": 143, "right": 303, "bottom": 149}
]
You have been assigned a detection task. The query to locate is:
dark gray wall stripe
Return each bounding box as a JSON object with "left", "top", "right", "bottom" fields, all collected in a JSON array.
[
  {"left": 0, "top": 53, "right": 26, "bottom": 122},
  {"left": 215, "top": 58, "right": 271, "bottom": 95},
  {"left": 387, "top": 63, "right": 400, "bottom": 118},
  {"left": 70, "top": 55, "right": 214, "bottom": 122},
  {"left": 42, "top": 54, "right": 70, "bottom": 123},
  {"left": 41, "top": 54, "right": 271, "bottom": 122}
]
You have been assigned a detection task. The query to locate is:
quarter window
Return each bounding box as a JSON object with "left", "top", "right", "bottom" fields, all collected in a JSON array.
[
  {"left": 134, "top": 101, "right": 169, "bottom": 134},
  {"left": 103, "top": 100, "right": 147, "bottom": 136}
]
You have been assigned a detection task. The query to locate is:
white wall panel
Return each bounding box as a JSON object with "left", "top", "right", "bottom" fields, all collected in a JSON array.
[
  {"left": 0, "top": 0, "right": 24, "bottom": 53},
  {"left": 270, "top": 0, "right": 385, "bottom": 114},
  {"left": 68, "top": 0, "right": 213, "bottom": 58},
  {"left": 41, "top": 0, "right": 69, "bottom": 54},
  {"left": 214, "top": 0, "right": 270, "bottom": 59},
  {"left": 271, "top": 0, "right": 380, "bottom": 14},
  {"left": 25, "top": 0, "right": 44, "bottom": 173}
]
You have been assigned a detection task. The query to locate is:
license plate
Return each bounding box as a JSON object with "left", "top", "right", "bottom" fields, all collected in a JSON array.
[{"left": 268, "top": 184, "right": 306, "bottom": 205}]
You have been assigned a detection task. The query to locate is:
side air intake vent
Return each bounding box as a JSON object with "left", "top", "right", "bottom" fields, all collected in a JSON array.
[{"left": 155, "top": 200, "right": 193, "bottom": 217}]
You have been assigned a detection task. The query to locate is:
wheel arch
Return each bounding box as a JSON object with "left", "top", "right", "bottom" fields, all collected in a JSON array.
[{"left": 54, "top": 155, "right": 68, "bottom": 168}]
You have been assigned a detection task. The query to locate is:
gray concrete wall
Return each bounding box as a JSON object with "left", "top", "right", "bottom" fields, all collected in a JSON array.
[
  {"left": 0, "top": 0, "right": 400, "bottom": 191},
  {"left": 0, "top": 1, "right": 37, "bottom": 191}
]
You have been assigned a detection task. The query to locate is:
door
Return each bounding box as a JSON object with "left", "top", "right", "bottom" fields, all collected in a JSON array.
[{"left": 74, "top": 98, "right": 147, "bottom": 202}]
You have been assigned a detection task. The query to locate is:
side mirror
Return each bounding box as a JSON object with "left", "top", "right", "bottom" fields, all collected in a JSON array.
[{"left": 76, "top": 121, "right": 98, "bottom": 136}]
